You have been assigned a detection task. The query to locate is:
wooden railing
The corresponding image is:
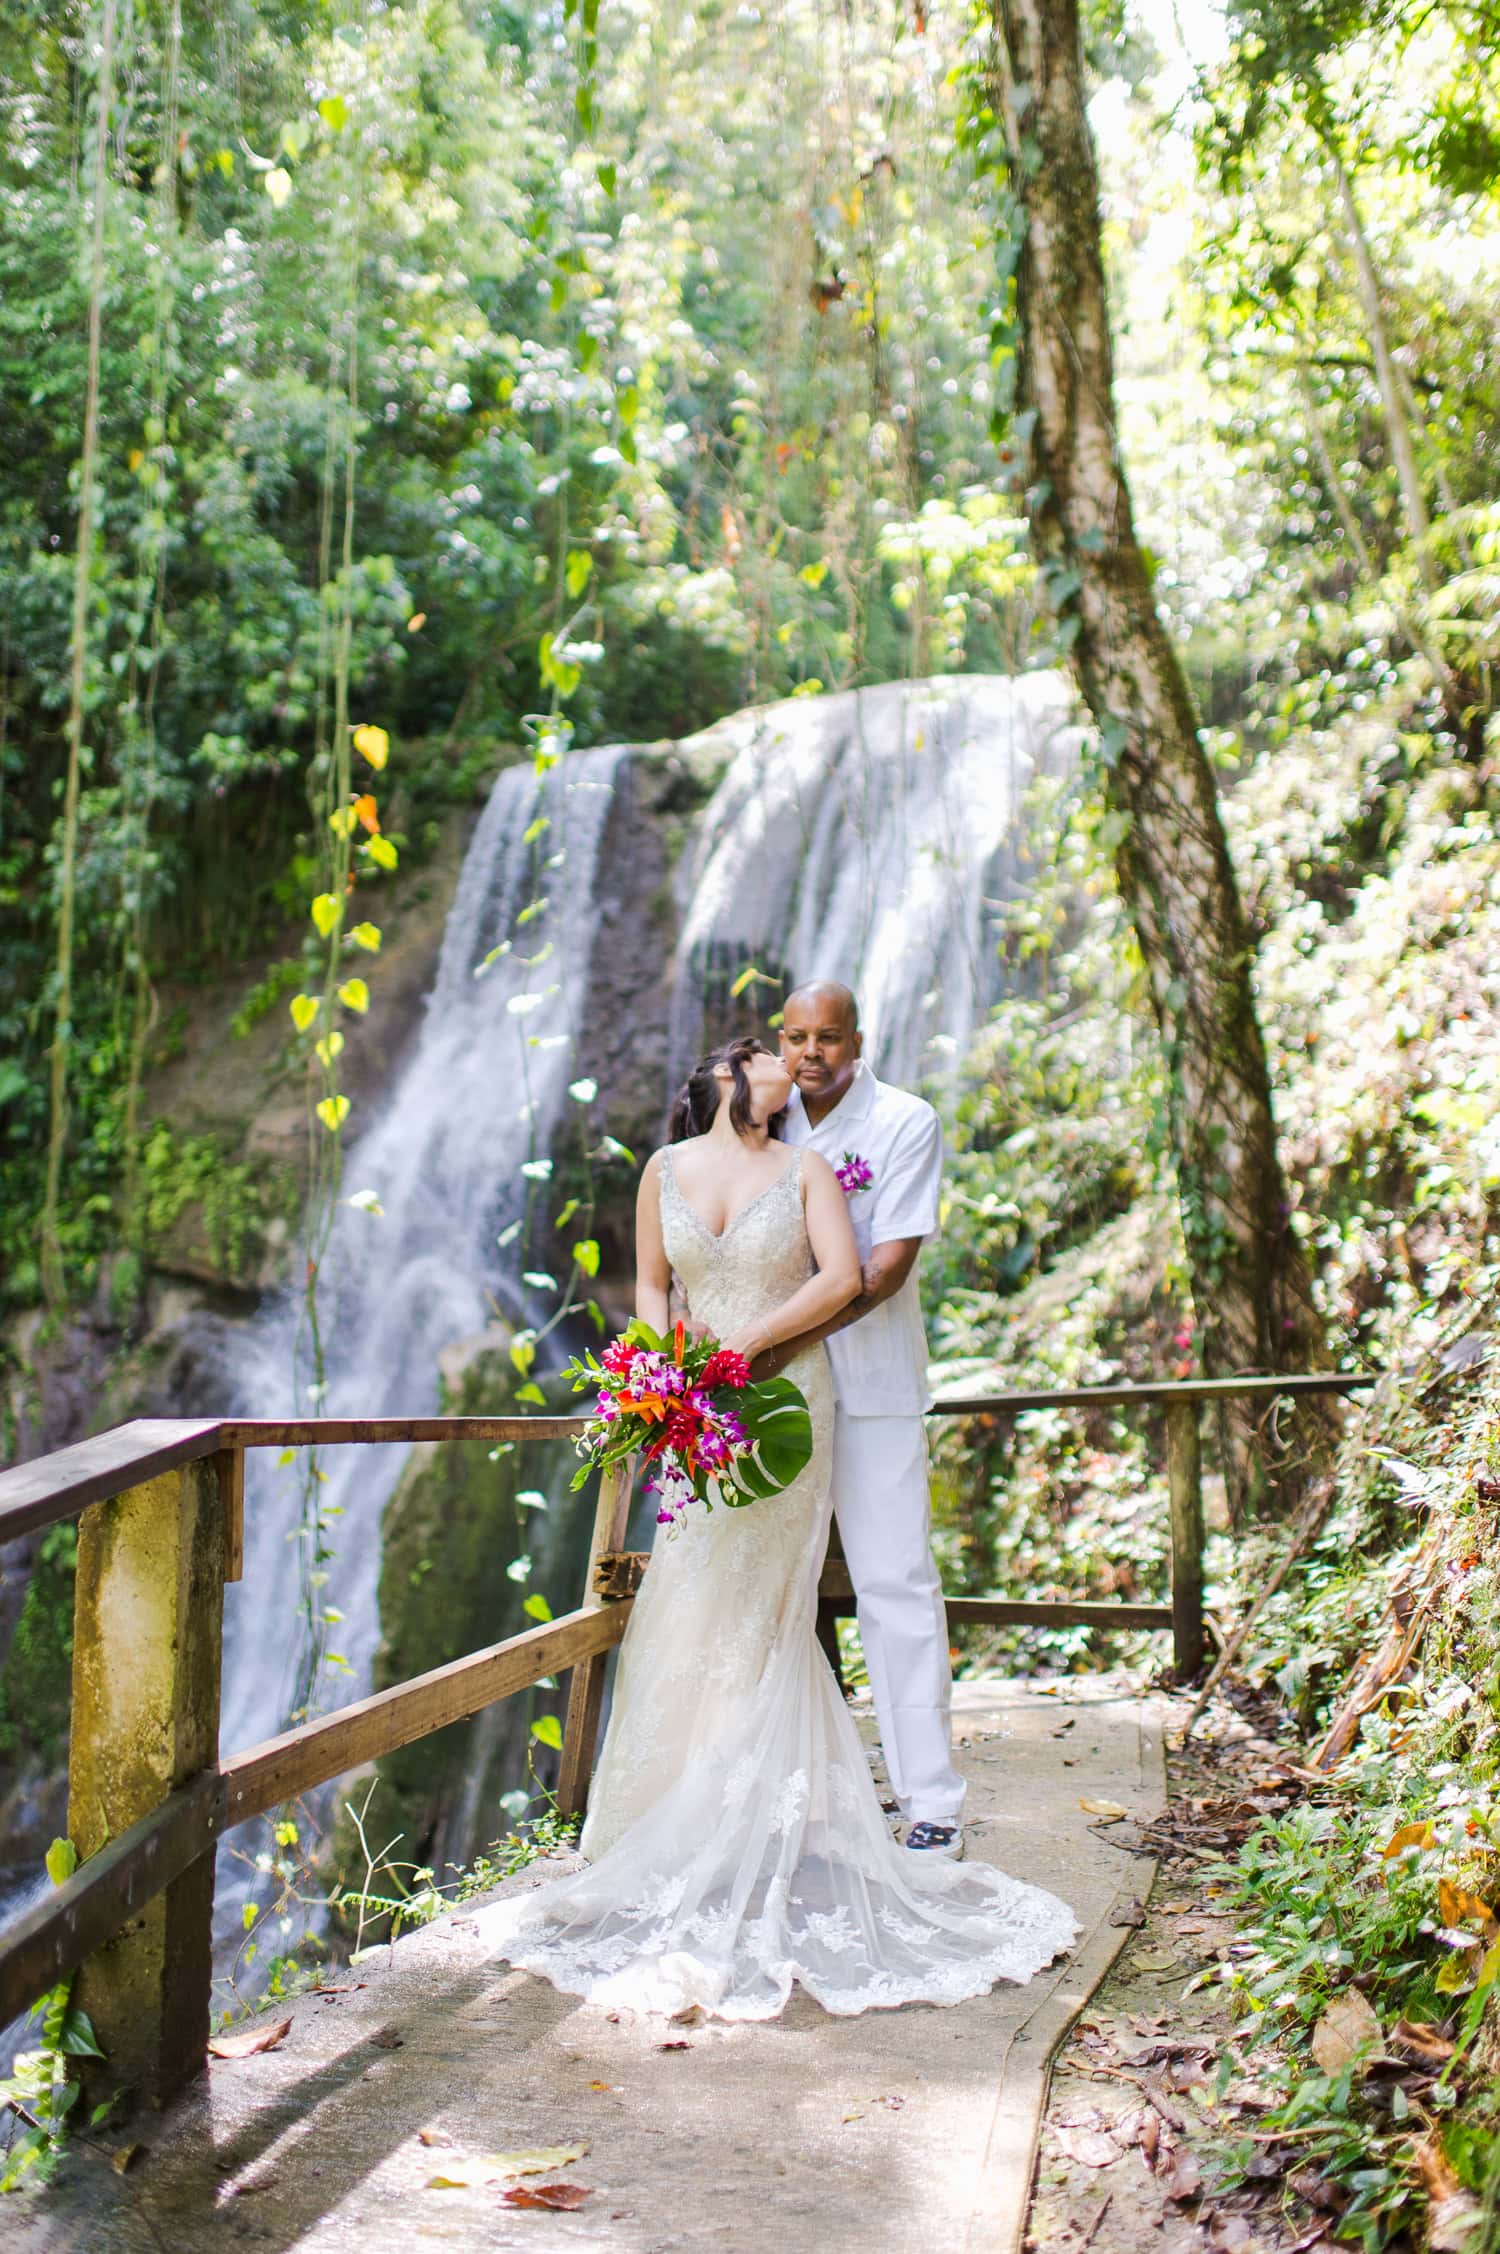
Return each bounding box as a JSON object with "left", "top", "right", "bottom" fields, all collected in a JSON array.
[{"left": 0, "top": 1372, "right": 1371, "bottom": 2110}]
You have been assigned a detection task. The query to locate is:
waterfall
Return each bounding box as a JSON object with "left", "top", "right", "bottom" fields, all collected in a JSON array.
[
  {"left": 218, "top": 746, "right": 625, "bottom": 1761},
  {"left": 669, "top": 674, "right": 1079, "bottom": 1086}
]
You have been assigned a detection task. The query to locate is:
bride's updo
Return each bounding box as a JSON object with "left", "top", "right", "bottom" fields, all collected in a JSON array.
[{"left": 669, "top": 1036, "right": 784, "bottom": 1143}]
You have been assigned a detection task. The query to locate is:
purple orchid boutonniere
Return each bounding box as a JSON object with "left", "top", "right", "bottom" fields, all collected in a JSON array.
[{"left": 836, "top": 1150, "right": 873, "bottom": 1197}]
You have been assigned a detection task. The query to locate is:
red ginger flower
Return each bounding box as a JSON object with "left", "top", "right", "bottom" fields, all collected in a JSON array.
[
  {"left": 601, "top": 1337, "right": 640, "bottom": 1376},
  {"left": 700, "top": 1348, "right": 751, "bottom": 1391}
]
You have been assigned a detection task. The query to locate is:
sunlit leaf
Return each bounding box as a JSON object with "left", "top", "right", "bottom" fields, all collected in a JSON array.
[
  {"left": 346, "top": 1188, "right": 383, "bottom": 1216},
  {"left": 316, "top": 1095, "right": 350, "bottom": 1132},
  {"left": 352, "top": 723, "right": 389, "bottom": 770},
  {"left": 515, "top": 1382, "right": 547, "bottom": 1406},
  {"left": 316, "top": 1031, "right": 345, "bottom": 1066},
  {"left": 45, "top": 1837, "right": 78, "bottom": 1887},
  {"left": 290, "top": 993, "right": 319, "bottom": 1033},
  {"left": 353, "top": 793, "right": 380, "bottom": 833},
  {"left": 1439, "top": 1878, "right": 1497, "bottom": 1937},
  {"left": 522, "top": 1270, "right": 557, "bottom": 1290},
  {"left": 496, "top": 1220, "right": 522, "bottom": 1248},
  {"left": 406, "top": 611, "right": 426, "bottom": 632},
  {"left": 209, "top": 2017, "right": 292, "bottom": 2059},
  {"left": 348, "top": 921, "right": 382, "bottom": 953},
  {"left": 1381, "top": 1821, "right": 1436, "bottom": 1861},
  {"left": 572, "top": 1239, "right": 600, "bottom": 1278},
  {"left": 317, "top": 93, "right": 348, "bottom": 132},
  {"left": 565, "top": 550, "right": 593, "bottom": 597},
  {"left": 336, "top": 977, "right": 370, "bottom": 1015},
  {"left": 798, "top": 558, "right": 829, "bottom": 587},
  {"left": 523, "top": 1592, "right": 554, "bottom": 1623},
  {"left": 520, "top": 1158, "right": 553, "bottom": 1181},
  {"left": 366, "top": 834, "right": 398, "bottom": 871},
  {"left": 310, "top": 892, "right": 342, "bottom": 937},
  {"left": 531, "top": 1714, "right": 563, "bottom": 1752},
  {"left": 510, "top": 1331, "right": 537, "bottom": 1376},
  {"left": 507, "top": 1554, "right": 532, "bottom": 1583},
  {"left": 328, "top": 805, "right": 359, "bottom": 838},
  {"left": 264, "top": 166, "right": 293, "bottom": 209},
  {"left": 568, "top": 1077, "right": 597, "bottom": 1103},
  {"left": 518, "top": 1489, "right": 549, "bottom": 1513}
]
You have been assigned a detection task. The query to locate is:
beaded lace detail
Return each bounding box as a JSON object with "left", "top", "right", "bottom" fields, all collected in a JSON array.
[{"left": 480, "top": 1145, "right": 1078, "bottom": 2018}]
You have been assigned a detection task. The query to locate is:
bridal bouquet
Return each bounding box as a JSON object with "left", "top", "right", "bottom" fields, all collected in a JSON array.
[{"left": 565, "top": 1319, "right": 813, "bottom": 1524}]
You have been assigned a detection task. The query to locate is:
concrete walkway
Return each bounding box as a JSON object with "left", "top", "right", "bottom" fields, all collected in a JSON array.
[{"left": 15, "top": 1679, "right": 1165, "bottom": 2254}]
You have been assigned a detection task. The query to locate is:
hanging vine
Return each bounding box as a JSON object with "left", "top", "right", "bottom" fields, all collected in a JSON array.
[{"left": 40, "top": 0, "right": 119, "bottom": 1309}]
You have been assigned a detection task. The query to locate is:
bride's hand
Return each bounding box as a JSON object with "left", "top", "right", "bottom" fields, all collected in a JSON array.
[{"left": 719, "top": 1321, "right": 774, "bottom": 1365}]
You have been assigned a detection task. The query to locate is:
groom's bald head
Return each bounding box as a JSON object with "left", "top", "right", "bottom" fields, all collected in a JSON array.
[
  {"left": 784, "top": 979, "right": 859, "bottom": 1035},
  {"left": 779, "top": 980, "right": 862, "bottom": 1122}
]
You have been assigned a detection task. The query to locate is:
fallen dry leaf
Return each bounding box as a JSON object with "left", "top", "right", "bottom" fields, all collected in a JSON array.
[
  {"left": 208, "top": 2017, "right": 292, "bottom": 2060},
  {"left": 1380, "top": 1821, "right": 1435, "bottom": 1862},
  {"left": 1165, "top": 2150, "right": 1202, "bottom": 2201},
  {"left": 488, "top": 2143, "right": 588, "bottom": 2177},
  {"left": 1389, "top": 2018, "right": 1455, "bottom": 2068},
  {"left": 668, "top": 2004, "right": 702, "bottom": 2027},
  {"left": 1438, "top": 1877, "right": 1498, "bottom": 1939},
  {"left": 587, "top": 2080, "right": 614, "bottom": 2092},
  {"left": 842, "top": 2110, "right": 865, "bottom": 2124},
  {"left": 1110, "top": 1899, "right": 1147, "bottom": 1928},
  {"left": 110, "top": 2143, "right": 145, "bottom": 2175},
  {"left": 1309, "top": 1988, "right": 1384, "bottom": 2075},
  {"left": 1080, "top": 1797, "right": 1129, "bottom": 1823},
  {"left": 416, "top": 2126, "right": 455, "bottom": 2148},
  {"left": 502, "top": 2182, "right": 593, "bottom": 2211},
  {"left": 1136, "top": 2111, "right": 1161, "bottom": 2168},
  {"left": 1053, "top": 2122, "right": 1122, "bottom": 2169}
]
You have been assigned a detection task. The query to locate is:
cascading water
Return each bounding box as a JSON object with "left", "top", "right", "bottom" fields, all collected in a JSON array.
[
  {"left": 669, "top": 674, "right": 1079, "bottom": 1084},
  {"left": 218, "top": 746, "right": 625, "bottom": 1766}
]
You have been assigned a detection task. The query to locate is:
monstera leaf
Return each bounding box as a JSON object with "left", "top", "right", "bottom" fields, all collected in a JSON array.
[{"left": 718, "top": 1376, "right": 813, "bottom": 1506}]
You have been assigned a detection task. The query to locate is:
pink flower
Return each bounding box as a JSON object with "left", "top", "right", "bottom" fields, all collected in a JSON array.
[
  {"left": 835, "top": 1150, "right": 873, "bottom": 1196},
  {"left": 701, "top": 1348, "right": 751, "bottom": 1390},
  {"left": 601, "top": 1336, "right": 640, "bottom": 1376}
]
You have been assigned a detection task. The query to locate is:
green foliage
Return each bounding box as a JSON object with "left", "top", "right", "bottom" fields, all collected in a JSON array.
[
  {"left": 0, "top": 1522, "right": 76, "bottom": 1770},
  {"left": 0, "top": 1840, "right": 107, "bottom": 2192}
]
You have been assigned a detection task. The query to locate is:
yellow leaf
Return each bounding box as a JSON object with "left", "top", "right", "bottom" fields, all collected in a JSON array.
[
  {"left": 264, "top": 166, "right": 292, "bottom": 209},
  {"left": 315, "top": 1031, "right": 344, "bottom": 1066},
  {"left": 1438, "top": 1878, "right": 1498, "bottom": 1938},
  {"left": 365, "top": 834, "right": 398, "bottom": 871},
  {"left": 1436, "top": 1951, "right": 1478, "bottom": 1995},
  {"left": 348, "top": 921, "right": 382, "bottom": 953},
  {"left": 352, "top": 723, "right": 389, "bottom": 770},
  {"left": 310, "top": 892, "right": 343, "bottom": 937},
  {"left": 407, "top": 611, "right": 426, "bottom": 632},
  {"left": 128, "top": 447, "right": 144, "bottom": 474},
  {"left": 487, "top": 2143, "right": 588, "bottom": 2176},
  {"left": 1079, "top": 1797, "right": 1128, "bottom": 1823},
  {"left": 316, "top": 1095, "right": 350, "bottom": 1133},
  {"left": 1381, "top": 1821, "right": 1436, "bottom": 1862},
  {"left": 289, "top": 993, "right": 319, "bottom": 1034},
  {"left": 328, "top": 805, "right": 359, "bottom": 839},
  {"left": 337, "top": 978, "right": 370, "bottom": 1015}
]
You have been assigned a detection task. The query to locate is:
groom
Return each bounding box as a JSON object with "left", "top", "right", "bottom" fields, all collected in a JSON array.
[{"left": 768, "top": 980, "right": 966, "bottom": 1860}]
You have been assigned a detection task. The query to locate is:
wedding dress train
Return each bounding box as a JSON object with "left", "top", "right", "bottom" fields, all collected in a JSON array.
[{"left": 483, "top": 1148, "right": 1078, "bottom": 2018}]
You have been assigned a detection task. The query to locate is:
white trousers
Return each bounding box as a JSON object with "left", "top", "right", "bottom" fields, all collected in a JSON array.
[{"left": 831, "top": 1410, "right": 966, "bottom": 1827}]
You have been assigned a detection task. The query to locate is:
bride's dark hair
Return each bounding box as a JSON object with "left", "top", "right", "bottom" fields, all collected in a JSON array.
[{"left": 669, "top": 1036, "right": 784, "bottom": 1143}]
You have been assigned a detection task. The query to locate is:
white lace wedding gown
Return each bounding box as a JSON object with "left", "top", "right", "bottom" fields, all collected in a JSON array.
[{"left": 484, "top": 1148, "right": 1079, "bottom": 2017}]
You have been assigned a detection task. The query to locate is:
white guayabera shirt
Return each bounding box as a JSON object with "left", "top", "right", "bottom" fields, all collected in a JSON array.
[{"left": 780, "top": 1060, "right": 943, "bottom": 1419}]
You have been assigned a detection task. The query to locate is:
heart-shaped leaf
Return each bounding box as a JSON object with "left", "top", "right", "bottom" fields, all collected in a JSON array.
[{"left": 290, "top": 993, "right": 319, "bottom": 1033}]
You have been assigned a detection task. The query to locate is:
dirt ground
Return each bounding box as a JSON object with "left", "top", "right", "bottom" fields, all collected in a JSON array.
[{"left": 1025, "top": 1690, "right": 1339, "bottom": 2254}]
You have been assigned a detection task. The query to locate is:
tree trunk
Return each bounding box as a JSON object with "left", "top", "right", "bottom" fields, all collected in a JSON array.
[{"left": 987, "top": 0, "right": 1336, "bottom": 1515}]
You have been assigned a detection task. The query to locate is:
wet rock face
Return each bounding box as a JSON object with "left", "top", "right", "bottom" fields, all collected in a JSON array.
[
  {"left": 566, "top": 741, "right": 734, "bottom": 1293},
  {"left": 342, "top": 1338, "right": 597, "bottom": 1893}
]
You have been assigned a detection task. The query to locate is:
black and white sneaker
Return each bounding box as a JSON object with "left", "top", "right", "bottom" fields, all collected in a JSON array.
[{"left": 905, "top": 1821, "right": 964, "bottom": 1861}]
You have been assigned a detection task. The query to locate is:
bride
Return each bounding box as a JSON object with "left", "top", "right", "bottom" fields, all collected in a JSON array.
[{"left": 484, "top": 1035, "right": 1078, "bottom": 2018}]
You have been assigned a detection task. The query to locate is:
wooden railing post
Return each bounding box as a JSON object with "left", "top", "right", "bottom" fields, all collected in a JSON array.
[
  {"left": 1165, "top": 1399, "right": 1205, "bottom": 1682},
  {"left": 556, "top": 1458, "right": 634, "bottom": 1818},
  {"left": 66, "top": 1451, "right": 229, "bottom": 2107}
]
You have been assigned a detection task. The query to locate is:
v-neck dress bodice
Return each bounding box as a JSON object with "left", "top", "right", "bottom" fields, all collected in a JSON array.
[{"left": 657, "top": 1145, "right": 816, "bottom": 1348}]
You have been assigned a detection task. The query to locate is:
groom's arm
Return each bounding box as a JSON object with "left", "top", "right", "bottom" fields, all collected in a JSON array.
[{"left": 750, "top": 1236, "right": 922, "bottom": 1377}]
